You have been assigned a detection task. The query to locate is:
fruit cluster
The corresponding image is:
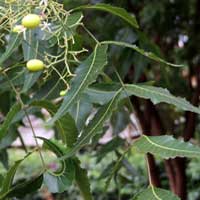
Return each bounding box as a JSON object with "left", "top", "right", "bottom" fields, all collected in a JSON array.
[{"left": 12, "top": 10, "right": 69, "bottom": 96}]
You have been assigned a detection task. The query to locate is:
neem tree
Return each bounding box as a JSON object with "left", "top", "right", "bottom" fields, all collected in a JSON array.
[{"left": 0, "top": 0, "right": 199, "bottom": 199}]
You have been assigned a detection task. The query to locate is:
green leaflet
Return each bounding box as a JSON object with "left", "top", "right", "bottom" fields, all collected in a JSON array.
[
  {"left": 0, "top": 152, "right": 33, "bottom": 199},
  {"left": 49, "top": 44, "right": 108, "bottom": 124},
  {"left": 134, "top": 135, "right": 200, "bottom": 159},
  {"left": 0, "top": 34, "right": 22, "bottom": 65},
  {"left": 101, "top": 41, "right": 185, "bottom": 67},
  {"left": 38, "top": 137, "right": 75, "bottom": 193},
  {"left": 133, "top": 186, "right": 180, "bottom": 200},
  {"left": 67, "top": 12, "right": 83, "bottom": 27},
  {"left": 125, "top": 84, "right": 200, "bottom": 114},
  {"left": 0, "top": 161, "right": 22, "bottom": 199},
  {"left": 85, "top": 83, "right": 200, "bottom": 116},
  {"left": 31, "top": 100, "right": 78, "bottom": 146},
  {"left": 0, "top": 103, "right": 21, "bottom": 141},
  {"left": 69, "top": 98, "right": 93, "bottom": 131},
  {"left": 59, "top": 114, "right": 78, "bottom": 147},
  {"left": 38, "top": 137, "right": 93, "bottom": 199},
  {"left": 58, "top": 88, "right": 122, "bottom": 160},
  {"left": 74, "top": 3, "right": 139, "bottom": 29},
  {"left": 4, "top": 175, "right": 43, "bottom": 199},
  {"left": 84, "top": 83, "right": 121, "bottom": 105},
  {"left": 49, "top": 11, "right": 83, "bottom": 40},
  {"left": 75, "top": 160, "right": 93, "bottom": 200}
]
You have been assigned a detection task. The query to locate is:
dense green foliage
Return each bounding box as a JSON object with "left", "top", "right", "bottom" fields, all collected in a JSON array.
[{"left": 0, "top": 0, "right": 200, "bottom": 200}]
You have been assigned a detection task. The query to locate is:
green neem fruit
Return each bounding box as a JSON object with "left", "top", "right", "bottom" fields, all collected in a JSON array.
[
  {"left": 22, "top": 14, "right": 41, "bottom": 29},
  {"left": 26, "top": 59, "right": 44, "bottom": 72},
  {"left": 60, "top": 90, "right": 67, "bottom": 96}
]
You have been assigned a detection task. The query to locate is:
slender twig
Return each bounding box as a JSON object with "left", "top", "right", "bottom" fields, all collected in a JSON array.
[
  {"left": 81, "top": 24, "right": 100, "bottom": 44},
  {"left": 3, "top": 72, "right": 46, "bottom": 169}
]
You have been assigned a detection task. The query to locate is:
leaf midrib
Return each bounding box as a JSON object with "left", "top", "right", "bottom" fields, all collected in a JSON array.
[
  {"left": 126, "top": 84, "right": 200, "bottom": 114},
  {"left": 59, "top": 88, "right": 122, "bottom": 160},
  {"left": 76, "top": 88, "right": 122, "bottom": 148},
  {"left": 142, "top": 135, "right": 200, "bottom": 155},
  {"left": 58, "top": 44, "right": 98, "bottom": 117}
]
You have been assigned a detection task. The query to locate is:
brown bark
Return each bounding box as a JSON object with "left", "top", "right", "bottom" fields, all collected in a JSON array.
[
  {"left": 164, "top": 159, "right": 176, "bottom": 193},
  {"left": 144, "top": 101, "right": 177, "bottom": 193},
  {"left": 131, "top": 97, "right": 161, "bottom": 187},
  {"left": 172, "top": 158, "right": 187, "bottom": 200},
  {"left": 146, "top": 153, "right": 161, "bottom": 187}
]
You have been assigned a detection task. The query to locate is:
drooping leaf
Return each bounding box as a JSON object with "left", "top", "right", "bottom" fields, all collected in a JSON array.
[
  {"left": 4, "top": 175, "right": 43, "bottom": 199},
  {"left": 125, "top": 84, "right": 200, "bottom": 114},
  {"left": 134, "top": 135, "right": 200, "bottom": 159},
  {"left": 133, "top": 186, "right": 180, "bottom": 200},
  {"left": 0, "top": 160, "right": 20, "bottom": 199},
  {"left": 0, "top": 103, "right": 21, "bottom": 141},
  {"left": 0, "top": 160, "right": 22, "bottom": 199},
  {"left": 75, "top": 160, "right": 93, "bottom": 200},
  {"left": 58, "top": 88, "right": 122, "bottom": 160},
  {"left": 37, "top": 137, "right": 75, "bottom": 193},
  {"left": 0, "top": 34, "right": 22, "bottom": 65},
  {"left": 31, "top": 100, "right": 78, "bottom": 146},
  {"left": 85, "top": 83, "right": 200, "bottom": 115},
  {"left": 0, "top": 152, "right": 33, "bottom": 199},
  {"left": 59, "top": 114, "right": 78, "bottom": 147},
  {"left": 101, "top": 41, "right": 185, "bottom": 67},
  {"left": 69, "top": 98, "right": 93, "bottom": 131},
  {"left": 50, "top": 44, "right": 108, "bottom": 124},
  {"left": 84, "top": 83, "right": 121, "bottom": 105},
  {"left": 75, "top": 3, "right": 139, "bottom": 29}
]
